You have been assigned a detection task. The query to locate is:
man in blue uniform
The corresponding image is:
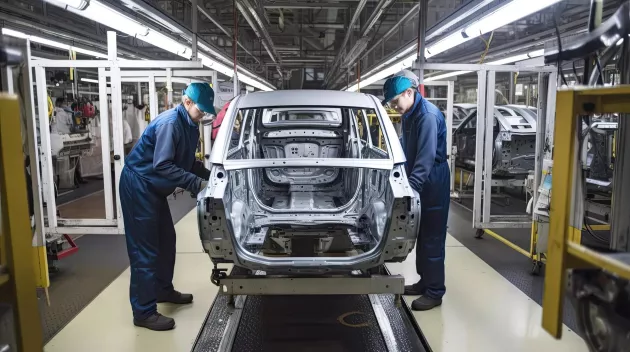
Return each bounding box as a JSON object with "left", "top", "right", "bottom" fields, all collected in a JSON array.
[
  {"left": 382, "top": 70, "right": 450, "bottom": 311},
  {"left": 119, "top": 83, "right": 216, "bottom": 330}
]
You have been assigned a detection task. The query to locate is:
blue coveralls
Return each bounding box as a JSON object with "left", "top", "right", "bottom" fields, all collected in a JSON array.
[
  {"left": 401, "top": 91, "right": 450, "bottom": 300},
  {"left": 119, "top": 104, "right": 209, "bottom": 320}
]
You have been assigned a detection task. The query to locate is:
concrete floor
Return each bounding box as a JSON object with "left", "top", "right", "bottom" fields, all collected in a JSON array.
[{"left": 44, "top": 209, "right": 588, "bottom": 352}]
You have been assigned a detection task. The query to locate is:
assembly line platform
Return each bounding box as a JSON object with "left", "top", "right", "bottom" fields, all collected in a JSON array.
[
  {"left": 193, "top": 267, "right": 429, "bottom": 352},
  {"left": 43, "top": 207, "right": 589, "bottom": 352}
]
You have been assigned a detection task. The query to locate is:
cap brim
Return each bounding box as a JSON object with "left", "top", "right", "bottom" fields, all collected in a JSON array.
[{"left": 197, "top": 103, "right": 217, "bottom": 115}]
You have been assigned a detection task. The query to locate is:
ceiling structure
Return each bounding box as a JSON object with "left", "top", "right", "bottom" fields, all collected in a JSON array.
[{"left": 0, "top": 0, "right": 617, "bottom": 90}]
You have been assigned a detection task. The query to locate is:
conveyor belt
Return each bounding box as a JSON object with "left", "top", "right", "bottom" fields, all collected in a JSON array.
[{"left": 192, "top": 268, "right": 431, "bottom": 352}]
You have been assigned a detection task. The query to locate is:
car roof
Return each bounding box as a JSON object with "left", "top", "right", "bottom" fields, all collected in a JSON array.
[
  {"left": 454, "top": 103, "right": 477, "bottom": 109},
  {"left": 237, "top": 90, "right": 378, "bottom": 109}
]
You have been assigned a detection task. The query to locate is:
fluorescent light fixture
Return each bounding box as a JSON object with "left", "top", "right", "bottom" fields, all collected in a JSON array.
[
  {"left": 46, "top": 0, "right": 274, "bottom": 90},
  {"left": 81, "top": 78, "right": 99, "bottom": 83},
  {"left": 346, "top": 0, "right": 563, "bottom": 89},
  {"left": 2, "top": 28, "right": 108, "bottom": 59},
  {"left": 464, "top": 0, "right": 563, "bottom": 38},
  {"left": 237, "top": 73, "right": 273, "bottom": 92},
  {"left": 424, "top": 49, "right": 545, "bottom": 82},
  {"left": 425, "top": 70, "right": 473, "bottom": 82},
  {"left": 49, "top": 0, "right": 88, "bottom": 9},
  {"left": 425, "top": 32, "right": 468, "bottom": 58},
  {"left": 346, "top": 55, "right": 415, "bottom": 92}
]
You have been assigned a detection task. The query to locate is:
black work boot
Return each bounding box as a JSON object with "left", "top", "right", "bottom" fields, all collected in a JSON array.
[
  {"left": 133, "top": 313, "right": 175, "bottom": 331},
  {"left": 157, "top": 290, "right": 193, "bottom": 304},
  {"left": 404, "top": 282, "right": 425, "bottom": 296},
  {"left": 411, "top": 296, "right": 442, "bottom": 311}
]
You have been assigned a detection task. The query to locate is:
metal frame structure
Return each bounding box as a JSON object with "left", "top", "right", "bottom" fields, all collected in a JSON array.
[
  {"left": 415, "top": 63, "right": 557, "bottom": 267},
  {"left": 542, "top": 85, "right": 630, "bottom": 338},
  {"left": 113, "top": 69, "right": 218, "bottom": 169},
  {"left": 423, "top": 80, "right": 455, "bottom": 192},
  {"left": 29, "top": 31, "right": 216, "bottom": 236}
]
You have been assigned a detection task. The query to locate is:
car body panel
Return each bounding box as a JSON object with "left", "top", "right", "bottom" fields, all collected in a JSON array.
[{"left": 198, "top": 90, "right": 420, "bottom": 274}]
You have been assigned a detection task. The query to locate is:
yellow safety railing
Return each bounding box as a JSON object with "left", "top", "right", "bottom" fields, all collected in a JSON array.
[
  {"left": 542, "top": 85, "right": 630, "bottom": 338},
  {"left": 0, "top": 94, "right": 44, "bottom": 351}
]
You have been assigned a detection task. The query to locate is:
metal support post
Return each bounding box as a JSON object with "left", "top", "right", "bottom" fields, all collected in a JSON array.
[
  {"left": 22, "top": 42, "right": 45, "bottom": 248},
  {"left": 137, "top": 81, "right": 142, "bottom": 105},
  {"left": 472, "top": 70, "right": 487, "bottom": 227},
  {"left": 35, "top": 66, "right": 57, "bottom": 230},
  {"left": 148, "top": 74, "right": 158, "bottom": 120},
  {"left": 107, "top": 31, "right": 125, "bottom": 228},
  {"left": 482, "top": 71, "right": 496, "bottom": 224},
  {"left": 166, "top": 68, "right": 173, "bottom": 107},
  {"left": 99, "top": 68, "right": 114, "bottom": 220},
  {"left": 415, "top": 0, "right": 427, "bottom": 85},
  {"left": 192, "top": 0, "right": 198, "bottom": 60}
]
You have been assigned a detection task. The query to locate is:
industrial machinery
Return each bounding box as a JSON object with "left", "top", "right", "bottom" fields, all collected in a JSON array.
[
  {"left": 541, "top": 2, "right": 630, "bottom": 351},
  {"left": 198, "top": 90, "right": 419, "bottom": 277}
]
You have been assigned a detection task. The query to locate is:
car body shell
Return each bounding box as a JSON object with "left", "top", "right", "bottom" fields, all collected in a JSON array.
[
  {"left": 453, "top": 104, "right": 537, "bottom": 177},
  {"left": 197, "top": 90, "right": 420, "bottom": 274}
]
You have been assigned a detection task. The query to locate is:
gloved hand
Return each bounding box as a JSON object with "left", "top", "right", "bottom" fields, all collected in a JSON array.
[{"left": 191, "top": 180, "right": 209, "bottom": 198}]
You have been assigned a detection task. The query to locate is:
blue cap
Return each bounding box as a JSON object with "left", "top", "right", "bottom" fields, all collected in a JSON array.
[
  {"left": 382, "top": 69, "right": 419, "bottom": 105},
  {"left": 183, "top": 83, "right": 217, "bottom": 115}
]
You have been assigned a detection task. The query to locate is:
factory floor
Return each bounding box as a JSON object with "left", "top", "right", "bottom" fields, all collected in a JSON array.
[{"left": 42, "top": 197, "right": 588, "bottom": 352}]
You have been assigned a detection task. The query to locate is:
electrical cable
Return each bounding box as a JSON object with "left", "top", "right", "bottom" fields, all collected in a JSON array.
[
  {"left": 553, "top": 8, "right": 568, "bottom": 86},
  {"left": 478, "top": 31, "right": 495, "bottom": 64},
  {"left": 595, "top": 57, "right": 604, "bottom": 85},
  {"left": 572, "top": 60, "right": 580, "bottom": 82}
]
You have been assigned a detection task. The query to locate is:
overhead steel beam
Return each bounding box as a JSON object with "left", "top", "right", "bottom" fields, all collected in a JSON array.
[
  {"left": 236, "top": 0, "right": 283, "bottom": 69},
  {"left": 115, "top": 0, "right": 274, "bottom": 87},
  {"left": 361, "top": 0, "right": 394, "bottom": 37},
  {"left": 264, "top": 2, "right": 348, "bottom": 9},
  {"left": 324, "top": 0, "right": 368, "bottom": 84},
  {"left": 361, "top": 3, "right": 419, "bottom": 60},
  {"left": 195, "top": 3, "right": 261, "bottom": 63},
  {"left": 283, "top": 19, "right": 325, "bottom": 50}
]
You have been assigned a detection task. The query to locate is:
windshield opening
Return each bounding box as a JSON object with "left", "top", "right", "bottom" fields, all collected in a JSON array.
[{"left": 225, "top": 106, "right": 391, "bottom": 161}]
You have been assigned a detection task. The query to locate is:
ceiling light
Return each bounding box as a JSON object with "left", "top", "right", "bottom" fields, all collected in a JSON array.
[
  {"left": 425, "top": 32, "right": 468, "bottom": 58},
  {"left": 2, "top": 28, "right": 108, "bottom": 59},
  {"left": 346, "top": 0, "right": 562, "bottom": 90},
  {"left": 346, "top": 55, "right": 415, "bottom": 92},
  {"left": 424, "top": 49, "right": 545, "bottom": 82},
  {"left": 237, "top": 73, "right": 274, "bottom": 92},
  {"left": 81, "top": 78, "right": 99, "bottom": 83},
  {"left": 46, "top": 0, "right": 89, "bottom": 10},
  {"left": 46, "top": 0, "right": 274, "bottom": 89},
  {"left": 424, "top": 70, "right": 473, "bottom": 82},
  {"left": 464, "top": 0, "right": 563, "bottom": 38}
]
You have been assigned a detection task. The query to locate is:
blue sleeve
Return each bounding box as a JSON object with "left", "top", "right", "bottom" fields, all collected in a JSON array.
[
  {"left": 408, "top": 113, "right": 437, "bottom": 194},
  {"left": 153, "top": 122, "right": 203, "bottom": 193}
]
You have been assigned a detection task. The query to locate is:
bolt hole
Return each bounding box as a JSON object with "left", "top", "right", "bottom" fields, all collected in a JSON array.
[
  {"left": 211, "top": 216, "right": 218, "bottom": 221},
  {"left": 215, "top": 246, "right": 220, "bottom": 250},
  {"left": 217, "top": 172, "right": 224, "bottom": 179},
  {"left": 400, "top": 215, "right": 406, "bottom": 220},
  {"left": 393, "top": 171, "right": 400, "bottom": 178}
]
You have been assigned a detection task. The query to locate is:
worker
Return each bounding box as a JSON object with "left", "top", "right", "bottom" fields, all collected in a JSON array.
[
  {"left": 381, "top": 70, "right": 450, "bottom": 311},
  {"left": 119, "top": 82, "right": 216, "bottom": 331}
]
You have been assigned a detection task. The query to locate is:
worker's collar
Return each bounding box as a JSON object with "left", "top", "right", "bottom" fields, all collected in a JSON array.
[
  {"left": 176, "top": 104, "right": 199, "bottom": 128},
  {"left": 402, "top": 91, "right": 422, "bottom": 120}
]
